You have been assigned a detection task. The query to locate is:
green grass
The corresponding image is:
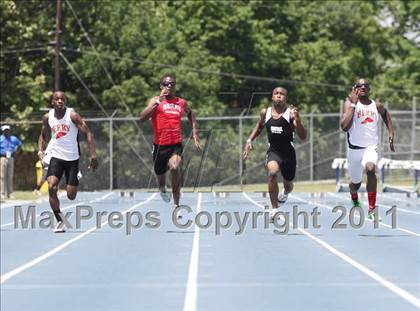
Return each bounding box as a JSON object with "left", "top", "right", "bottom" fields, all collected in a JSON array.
[
  {"left": 1, "top": 191, "right": 46, "bottom": 201},
  {"left": 6, "top": 177, "right": 417, "bottom": 201},
  {"left": 137, "top": 180, "right": 338, "bottom": 193},
  {"left": 181, "top": 181, "right": 337, "bottom": 193}
]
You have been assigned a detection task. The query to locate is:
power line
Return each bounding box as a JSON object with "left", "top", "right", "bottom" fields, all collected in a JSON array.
[
  {"left": 0, "top": 45, "right": 414, "bottom": 94},
  {"left": 0, "top": 44, "right": 415, "bottom": 95},
  {"left": 65, "top": 0, "right": 152, "bottom": 152},
  {"left": 64, "top": 47, "right": 416, "bottom": 95},
  {"left": 59, "top": 51, "right": 154, "bottom": 174},
  {"left": 60, "top": 52, "right": 108, "bottom": 115},
  {"left": 64, "top": 47, "right": 348, "bottom": 90},
  {"left": 0, "top": 47, "right": 49, "bottom": 55},
  {"left": 65, "top": 1, "right": 128, "bottom": 111}
]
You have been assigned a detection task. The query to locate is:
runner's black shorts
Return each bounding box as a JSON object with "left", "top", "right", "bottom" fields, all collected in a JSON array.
[
  {"left": 266, "top": 150, "right": 296, "bottom": 181},
  {"left": 47, "top": 157, "right": 79, "bottom": 186},
  {"left": 152, "top": 143, "right": 183, "bottom": 175}
]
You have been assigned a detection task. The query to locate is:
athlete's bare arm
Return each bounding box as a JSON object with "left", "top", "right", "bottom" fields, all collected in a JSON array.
[
  {"left": 139, "top": 89, "right": 168, "bottom": 122},
  {"left": 243, "top": 108, "right": 266, "bottom": 160},
  {"left": 185, "top": 101, "right": 202, "bottom": 150},
  {"left": 70, "top": 111, "right": 98, "bottom": 170},
  {"left": 340, "top": 87, "right": 360, "bottom": 131},
  {"left": 38, "top": 113, "right": 50, "bottom": 160},
  {"left": 139, "top": 97, "right": 160, "bottom": 122},
  {"left": 290, "top": 106, "right": 306, "bottom": 140},
  {"left": 376, "top": 101, "right": 395, "bottom": 152}
]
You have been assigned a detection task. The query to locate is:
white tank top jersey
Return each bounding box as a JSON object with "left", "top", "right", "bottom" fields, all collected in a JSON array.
[
  {"left": 348, "top": 100, "right": 379, "bottom": 148},
  {"left": 48, "top": 107, "right": 80, "bottom": 161}
]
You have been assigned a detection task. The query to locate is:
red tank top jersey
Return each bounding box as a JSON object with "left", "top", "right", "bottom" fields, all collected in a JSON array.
[{"left": 151, "top": 97, "right": 186, "bottom": 145}]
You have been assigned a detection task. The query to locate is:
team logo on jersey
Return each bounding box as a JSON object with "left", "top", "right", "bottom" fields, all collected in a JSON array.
[
  {"left": 357, "top": 109, "right": 377, "bottom": 119},
  {"left": 270, "top": 126, "right": 283, "bottom": 134},
  {"left": 163, "top": 103, "right": 181, "bottom": 115},
  {"left": 55, "top": 131, "right": 67, "bottom": 139},
  {"left": 361, "top": 117, "right": 375, "bottom": 125},
  {"left": 51, "top": 124, "right": 70, "bottom": 139}
]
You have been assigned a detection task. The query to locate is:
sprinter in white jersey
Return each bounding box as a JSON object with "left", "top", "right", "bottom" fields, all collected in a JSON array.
[
  {"left": 340, "top": 78, "right": 394, "bottom": 221},
  {"left": 38, "top": 91, "right": 98, "bottom": 232}
]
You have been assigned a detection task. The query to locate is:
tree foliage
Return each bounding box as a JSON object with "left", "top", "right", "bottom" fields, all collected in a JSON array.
[{"left": 1, "top": 0, "right": 419, "bottom": 119}]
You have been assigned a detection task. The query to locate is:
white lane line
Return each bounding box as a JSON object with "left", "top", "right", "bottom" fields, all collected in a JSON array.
[
  {"left": 242, "top": 192, "right": 420, "bottom": 310},
  {"left": 3, "top": 281, "right": 420, "bottom": 289},
  {"left": 329, "top": 192, "right": 420, "bottom": 215},
  {"left": 294, "top": 193, "right": 420, "bottom": 238},
  {"left": 382, "top": 193, "right": 420, "bottom": 205},
  {"left": 376, "top": 203, "right": 420, "bottom": 215},
  {"left": 1, "top": 193, "right": 156, "bottom": 284},
  {"left": 1, "top": 192, "right": 114, "bottom": 228},
  {"left": 1, "top": 201, "right": 27, "bottom": 209},
  {"left": 1, "top": 192, "right": 68, "bottom": 209},
  {"left": 183, "top": 193, "right": 202, "bottom": 311}
]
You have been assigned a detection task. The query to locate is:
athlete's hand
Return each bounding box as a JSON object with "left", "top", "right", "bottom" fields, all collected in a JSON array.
[
  {"left": 151, "top": 96, "right": 160, "bottom": 106},
  {"left": 159, "top": 88, "right": 169, "bottom": 101},
  {"left": 151, "top": 94, "right": 164, "bottom": 107},
  {"left": 389, "top": 133, "right": 395, "bottom": 152},
  {"left": 290, "top": 106, "right": 301, "bottom": 121},
  {"left": 193, "top": 134, "right": 202, "bottom": 151},
  {"left": 243, "top": 142, "right": 252, "bottom": 160},
  {"left": 89, "top": 156, "right": 98, "bottom": 171},
  {"left": 37, "top": 151, "right": 44, "bottom": 161},
  {"left": 152, "top": 88, "right": 169, "bottom": 106},
  {"left": 348, "top": 87, "right": 360, "bottom": 104}
]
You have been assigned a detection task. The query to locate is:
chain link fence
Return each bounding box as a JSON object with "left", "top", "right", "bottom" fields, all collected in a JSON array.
[{"left": 3, "top": 105, "right": 418, "bottom": 191}]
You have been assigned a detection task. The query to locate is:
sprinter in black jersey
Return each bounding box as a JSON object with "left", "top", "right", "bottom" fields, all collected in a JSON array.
[{"left": 243, "top": 87, "right": 306, "bottom": 218}]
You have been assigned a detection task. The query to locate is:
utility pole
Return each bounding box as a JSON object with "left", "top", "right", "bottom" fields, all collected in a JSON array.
[{"left": 54, "top": 0, "right": 62, "bottom": 91}]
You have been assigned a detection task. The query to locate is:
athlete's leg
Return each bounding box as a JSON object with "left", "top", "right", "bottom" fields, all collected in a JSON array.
[
  {"left": 278, "top": 156, "right": 296, "bottom": 203},
  {"left": 347, "top": 149, "right": 363, "bottom": 207},
  {"left": 47, "top": 158, "right": 65, "bottom": 222},
  {"left": 153, "top": 145, "right": 171, "bottom": 202},
  {"left": 156, "top": 174, "right": 166, "bottom": 188},
  {"left": 362, "top": 146, "right": 379, "bottom": 215},
  {"left": 365, "top": 162, "right": 377, "bottom": 213},
  {"left": 46, "top": 158, "right": 67, "bottom": 232},
  {"left": 153, "top": 144, "right": 166, "bottom": 187},
  {"left": 267, "top": 160, "right": 280, "bottom": 209},
  {"left": 64, "top": 160, "right": 79, "bottom": 201},
  {"left": 349, "top": 181, "right": 362, "bottom": 192},
  {"left": 365, "top": 162, "right": 377, "bottom": 192},
  {"left": 66, "top": 185, "right": 78, "bottom": 200},
  {"left": 47, "top": 175, "right": 62, "bottom": 222},
  {"left": 349, "top": 182, "right": 362, "bottom": 208},
  {"left": 283, "top": 180, "right": 294, "bottom": 193},
  {"left": 168, "top": 154, "right": 182, "bottom": 206},
  {"left": 157, "top": 174, "right": 171, "bottom": 202}
]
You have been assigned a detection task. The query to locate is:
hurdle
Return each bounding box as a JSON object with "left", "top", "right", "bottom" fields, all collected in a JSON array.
[
  {"left": 332, "top": 157, "right": 420, "bottom": 194},
  {"left": 378, "top": 158, "right": 420, "bottom": 194},
  {"left": 332, "top": 158, "right": 366, "bottom": 192},
  {"left": 120, "top": 191, "right": 135, "bottom": 198}
]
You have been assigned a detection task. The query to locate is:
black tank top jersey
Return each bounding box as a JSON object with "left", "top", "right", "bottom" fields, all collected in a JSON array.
[{"left": 265, "top": 107, "right": 295, "bottom": 155}]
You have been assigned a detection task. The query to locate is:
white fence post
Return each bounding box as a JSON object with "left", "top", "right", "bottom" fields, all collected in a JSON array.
[
  {"left": 411, "top": 96, "right": 417, "bottom": 160},
  {"left": 109, "top": 110, "right": 117, "bottom": 190},
  {"left": 310, "top": 111, "right": 314, "bottom": 181},
  {"left": 239, "top": 109, "right": 246, "bottom": 187}
]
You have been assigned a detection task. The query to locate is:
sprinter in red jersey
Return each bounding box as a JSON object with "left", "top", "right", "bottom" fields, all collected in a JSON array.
[{"left": 140, "top": 75, "right": 201, "bottom": 207}]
